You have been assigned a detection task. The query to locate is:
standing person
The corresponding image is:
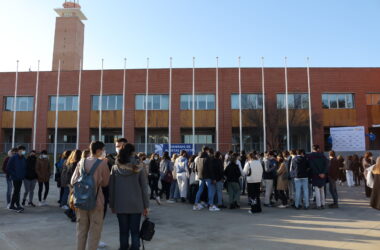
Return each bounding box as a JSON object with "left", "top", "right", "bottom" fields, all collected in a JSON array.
[
  {"left": 148, "top": 153, "right": 161, "bottom": 203},
  {"left": 370, "top": 157, "right": 380, "bottom": 210},
  {"left": 71, "top": 141, "right": 110, "bottom": 250},
  {"left": 337, "top": 155, "right": 346, "bottom": 186},
  {"left": 276, "top": 156, "right": 289, "bottom": 208},
  {"left": 193, "top": 147, "right": 219, "bottom": 211},
  {"left": 239, "top": 150, "right": 247, "bottom": 195},
  {"left": 109, "top": 143, "right": 149, "bottom": 250},
  {"left": 36, "top": 150, "right": 51, "bottom": 206},
  {"left": 175, "top": 150, "right": 189, "bottom": 202},
  {"left": 291, "top": 149, "right": 310, "bottom": 210},
  {"left": 159, "top": 152, "right": 173, "bottom": 201},
  {"left": 214, "top": 151, "right": 225, "bottom": 209},
  {"left": 328, "top": 151, "right": 339, "bottom": 208},
  {"left": 56, "top": 150, "right": 71, "bottom": 205},
  {"left": 169, "top": 154, "right": 180, "bottom": 202},
  {"left": 7, "top": 145, "right": 27, "bottom": 212},
  {"left": 243, "top": 152, "right": 263, "bottom": 214},
  {"left": 287, "top": 150, "right": 297, "bottom": 205},
  {"left": 224, "top": 153, "right": 242, "bottom": 209},
  {"left": 352, "top": 154, "right": 361, "bottom": 186},
  {"left": 61, "top": 150, "right": 82, "bottom": 210},
  {"left": 22, "top": 150, "right": 38, "bottom": 207},
  {"left": 345, "top": 155, "right": 355, "bottom": 187},
  {"left": 363, "top": 152, "right": 375, "bottom": 197},
  {"left": 308, "top": 145, "right": 328, "bottom": 210},
  {"left": 2, "top": 148, "right": 18, "bottom": 208},
  {"left": 263, "top": 151, "right": 278, "bottom": 207}
]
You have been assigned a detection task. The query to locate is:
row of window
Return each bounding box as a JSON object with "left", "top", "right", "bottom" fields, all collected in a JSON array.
[{"left": 6, "top": 93, "right": 374, "bottom": 112}]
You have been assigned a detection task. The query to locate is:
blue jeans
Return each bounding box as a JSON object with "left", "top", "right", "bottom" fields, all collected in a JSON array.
[
  {"left": 195, "top": 179, "right": 215, "bottom": 206},
  {"left": 215, "top": 181, "right": 224, "bottom": 205},
  {"left": 60, "top": 186, "right": 70, "bottom": 207},
  {"left": 294, "top": 178, "right": 309, "bottom": 208},
  {"left": 329, "top": 179, "right": 339, "bottom": 204},
  {"left": 117, "top": 213, "right": 142, "bottom": 250},
  {"left": 169, "top": 180, "right": 180, "bottom": 200},
  {"left": 6, "top": 176, "right": 13, "bottom": 204}
]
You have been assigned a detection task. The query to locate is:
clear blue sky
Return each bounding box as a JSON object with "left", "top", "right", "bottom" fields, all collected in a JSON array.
[{"left": 0, "top": 0, "right": 379, "bottom": 72}]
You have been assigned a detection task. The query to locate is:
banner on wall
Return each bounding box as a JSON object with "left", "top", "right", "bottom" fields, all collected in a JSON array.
[
  {"left": 155, "top": 144, "right": 194, "bottom": 156},
  {"left": 330, "top": 126, "right": 366, "bottom": 152}
]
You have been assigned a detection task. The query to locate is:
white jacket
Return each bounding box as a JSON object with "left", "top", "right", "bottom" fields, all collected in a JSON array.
[{"left": 243, "top": 160, "right": 263, "bottom": 183}]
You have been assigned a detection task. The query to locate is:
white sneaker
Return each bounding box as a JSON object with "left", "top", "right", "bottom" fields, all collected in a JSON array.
[
  {"left": 166, "top": 199, "right": 175, "bottom": 204},
  {"left": 193, "top": 204, "right": 203, "bottom": 211},
  {"left": 98, "top": 241, "right": 107, "bottom": 248},
  {"left": 6, "top": 203, "right": 11, "bottom": 209},
  {"left": 38, "top": 202, "right": 43, "bottom": 207},
  {"left": 42, "top": 200, "right": 48, "bottom": 206},
  {"left": 155, "top": 196, "right": 161, "bottom": 205},
  {"left": 209, "top": 205, "right": 220, "bottom": 212},
  {"left": 278, "top": 205, "right": 287, "bottom": 208},
  {"left": 61, "top": 205, "right": 69, "bottom": 210},
  {"left": 248, "top": 210, "right": 253, "bottom": 214}
]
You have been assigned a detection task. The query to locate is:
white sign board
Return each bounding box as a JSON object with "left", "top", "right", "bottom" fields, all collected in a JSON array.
[{"left": 330, "top": 126, "right": 366, "bottom": 152}]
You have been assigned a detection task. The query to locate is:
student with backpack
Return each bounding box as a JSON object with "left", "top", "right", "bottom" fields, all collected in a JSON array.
[
  {"left": 224, "top": 153, "right": 242, "bottom": 209},
  {"left": 159, "top": 152, "right": 173, "bottom": 201},
  {"left": 70, "top": 141, "right": 110, "bottom": 250},
  {"left": 109, "top": 143, "right": 149, "bottom": 250}
]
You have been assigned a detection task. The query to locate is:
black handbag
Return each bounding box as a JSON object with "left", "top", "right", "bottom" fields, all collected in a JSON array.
[{"left": 140, "top": 217, "right": 155, "bottom": 249}]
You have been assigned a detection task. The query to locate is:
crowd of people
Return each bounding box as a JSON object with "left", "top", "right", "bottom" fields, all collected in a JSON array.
[{"left": 2, "top": 140, "right": 380, "bottom": 250}]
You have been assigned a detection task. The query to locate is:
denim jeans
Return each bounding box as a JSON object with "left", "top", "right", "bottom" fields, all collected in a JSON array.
[
  {"left": 294, "top": 178, "right": 309, "bottom": 208},
  {"left": 6, "top": 176, "right": 13, "bottom": 204},
  {"left": 329, "top": 179, "right": 339, "bottom": 204},
  {"left": 169, "top": 180, "right": 180, "bottom": 200},
  {"left": 195, "top": 179, "right": 216, "bottom": 205},
  {"left": 60, "top": 186, "right": 70, "bottom": 206},
  {"left": 117, "top": 213, "right": 142, "bottom": 250},
  {"left": 215, "top": 181, "right": 224, "bottom": 205},
  {"left": 23, "top": 179, "right": 37, "bottom": 203}
]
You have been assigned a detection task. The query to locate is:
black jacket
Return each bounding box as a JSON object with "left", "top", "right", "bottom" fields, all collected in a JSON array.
[
  {"left": 224, "top": 162, "right": 241, "bottom": 183},
  {"left": 213, "top": 157, "right": 224, "bottom": 182},
  {"left": 290, "top": 155, "right": 309, "bottom": 179},
  {"left": 25, "top": 155, "right": 38, "bottom": 180},
  {"left": 195, "top": 152, "right": 214, "bottom": 180},
  {"left": 149, "top": 159, "right": 160, "bottom": 177}
]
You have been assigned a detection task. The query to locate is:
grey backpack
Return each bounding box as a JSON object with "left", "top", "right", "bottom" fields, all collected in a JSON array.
[{"left": 73, "top": 159, "right": 102, "bottom": 210}]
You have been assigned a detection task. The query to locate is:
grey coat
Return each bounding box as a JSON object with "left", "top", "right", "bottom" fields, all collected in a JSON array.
[{"left": 109, "top": 158, "right": 149, "bottom": 214}]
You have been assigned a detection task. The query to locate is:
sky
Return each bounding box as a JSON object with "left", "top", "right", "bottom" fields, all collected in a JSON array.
[{"left": 0, "top": 0, "right": 379, "bottom": 72}]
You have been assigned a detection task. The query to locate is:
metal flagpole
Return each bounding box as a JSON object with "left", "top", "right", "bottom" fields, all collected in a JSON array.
[
  {"left": 306, "top": 57, "right": 314, "bottom": 150},
  {"left": 216, "top": 57, "right": 219, "bottom": 152},
  {"left": 145, "top": 58, "right": 149, "bottom": 154},
  {"left": 261, "top": 57, "right": 267, "bottom": 153},
  {"left": 32, "top": 60, "right": 40, "bottom": 150},
  {"left": 238, "top": 56, "right": 243, "bottom": 151},
  {"left": 53, "top": 60, "right": 61, "bottom": 176},
  {"left": 168, "top": 57, "right": 173, "bottom": 156},
  {"left": 284, "top": 57, "right": 290, "bottom": 150},
  {"left": 192, "top": 57, "right": 196, "bottom": 155},
  {"left": 99, "top": 59, "right": 104, "bottom": 141},
  {"left": 76, "top": 59, "right": 82, "bottom": 149},
  {"left": 11, "top": 60, "right": 19, "bottom": 149},
  {"left": 122, "top": 58, "right": 127, "bottom": 138}
]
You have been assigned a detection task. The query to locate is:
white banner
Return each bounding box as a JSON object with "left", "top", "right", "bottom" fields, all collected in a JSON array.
[{"left": 330, "top": 126, "right": 365, "bottom": 152}]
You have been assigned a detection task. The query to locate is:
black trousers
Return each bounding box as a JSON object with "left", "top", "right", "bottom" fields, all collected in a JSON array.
[
  {"left": 159, "top": 180, "right": 171, "bottom": 199},
  {"left": 38, "top": 181, "right": 49, "bottom": 202},
  {"left": 117, "top": 213, "right": 142, "bottom": 250},
  {"left": 247, "top": 182, "right": 262, "bottom": 213},
  {"left": 148, "top": 176, "right": 159, "bottom": 198},
  {"left": 103, "top": 186, "right": 109, "bottom": 218},
  {"left": 11, "top": 180, "right": 23, "bottom": 208},
  {"left": 278, "top": 190, "right": 288, "bottom": 205}
]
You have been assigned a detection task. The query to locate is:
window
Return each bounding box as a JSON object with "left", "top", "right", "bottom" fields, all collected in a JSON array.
[
  {"left": 277, "top": 93, "right": 309, "bottom": 109},
  {"left": 321, "top": 94, "right": 355, "bottom": 109},
  {"left": 231, "top": 94, "right": 263, "bottom": 109},
  {"left": 50, "top": 96, "right": 78, "bottom": 111},
  {"left": 135, "top": 95, "right": 169, "bottom": 110},
  {"left": 180, "top": 94, "right": 215, "bottom": 110},
  {"left": 4, "top": 97, "right": 34, "bottom": 111},
  {"left": 366, "top": 94, "right": 380, "bottom": 105},
  {"left": 92, "top": 95, "right": 123, "bottom": 110},
  {"left": 183, "top": 134, "right": 213, "bottom": 144}
]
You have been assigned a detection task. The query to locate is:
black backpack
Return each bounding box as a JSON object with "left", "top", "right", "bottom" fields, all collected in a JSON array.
[{"left": 140, "top": 217, "right": 155, "bottom": 249}]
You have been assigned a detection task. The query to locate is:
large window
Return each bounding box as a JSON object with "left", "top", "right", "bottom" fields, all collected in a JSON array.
[
  {"left": 277, "top": 93, "right": 309, "bottom": 109},
  {"left": 180, "top": 94, "right": 215, "bottom": 110},
  {"left": 135, "top": 94, "right": 169, "bottom": 110},
  {"left": 4, "top": 96, "right": 34, "bottom": 111},
  {"left": 92, "top": 95, "right": 123, "bottom": 111},
  {"left": 322, "top": 93, "right": 354, "bottom": 109},
  {"left": 367, "top": 93, "right": 380, "bottom": 105},
  {"left": 50, "top": 96, "right": 78, "bottom": 111},
  {"left": 182, "top": 134, "right": 213, "bottom": 144},
  {"left": 231, "top": 94, "right": 263, "bottom": 109}
]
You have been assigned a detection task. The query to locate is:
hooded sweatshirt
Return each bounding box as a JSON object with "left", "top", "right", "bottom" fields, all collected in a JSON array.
[{"left": 109, "top": 157, "right": 149, "bottom": 214}]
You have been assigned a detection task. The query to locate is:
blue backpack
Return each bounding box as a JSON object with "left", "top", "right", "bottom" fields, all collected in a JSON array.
[{"left": 73, "top": 159, "right": 102, "bottom": 211}]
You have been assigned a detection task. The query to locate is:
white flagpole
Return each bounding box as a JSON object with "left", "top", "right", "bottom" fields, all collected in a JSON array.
[
  {"left": 145, "top": 58, "right": 149, "bottom": 154},
  {"left": 11, "top": 60, "right": 19, "bottom": 149},
  {"left": 192, "top": 57, "right": 196, "bottom": 155},
  {"left": 76, "top": 59, "right": 82, "bottom": 149},
  {"left": 216, "top": 56, "right": 219, "bottom": 152},
  {"left": 284, "top": 57, "right": 290, "bottom": 151},
  {"left": 261, "top": 57, "right": 267, "bottom": 153},
  {"left": 99, "top": 59, "right": 104, "bottom": 141},
  {"left": 122, "top": 58, "right": 127, "bottom": 138},
  {"left": 238, "top": 56, "right": 243, "bottom": 151},
  {"left": 306, "top": 57, "right": 313, "bottom": 150},
  {"left": 32, "top": 60, "right": 40, "bottom": 150},
  {"left": 53, "top": 60, "right": 61, "bottom": 176},
  {"left": 168, "top": 57, "right": 172, "bottom": 156}
]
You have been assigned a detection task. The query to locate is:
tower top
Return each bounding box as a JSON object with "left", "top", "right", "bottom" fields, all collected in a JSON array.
[{"left": 54, "top": 1, "right": 87, "bottom": 20}]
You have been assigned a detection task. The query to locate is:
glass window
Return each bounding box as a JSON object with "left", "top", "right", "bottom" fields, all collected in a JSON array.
[
  {"left": 180, "top": 94, "right": 215, "bottom": 110},
  {"left": 322, "top": 94, "right": 355, "bottom": 109},
  {"left": 4, "top": 97, "right": 34, "bottom": 111},
  {"left": 366, "top": 94, "right": 380, "bottom": 105},
  {"left": 276, "top": 94, "right": 308, "bottom": 109},
  {"left": 231, "top": 94, "right": 263, "bottom": 109},
  {"left": 182, "top": 134, "right": 213, "bottom": 144},
  {"left": 49, "top": 96, "right": 78, "bottom": 111},
  {"left": 92, "top": 95, "right": 122, "bottom": 110},
  {"left": 135, "top": 95, "right": 169, "bottom": 110},
  {"left": 337, "top": 94, "right": 346, "bottom": 108},
  {"left": 322, "top": 94, "right": 329, "bottom": 108}
]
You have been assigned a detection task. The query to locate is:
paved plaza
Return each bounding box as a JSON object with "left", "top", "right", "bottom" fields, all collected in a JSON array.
[{"left": 0, "top": 176, "right": 379, "bottom": 250}]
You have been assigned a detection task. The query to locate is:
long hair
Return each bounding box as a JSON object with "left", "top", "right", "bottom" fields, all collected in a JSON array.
[
  {"left": 62, "top": 150, "right": 72, "bottom": 160},
  {"left": 81, "top": 149, "right": 90, "bottom": 159},
  {"left": 66, "top": 150, "right": 82, "bottom": 165},
  {"left": 117, "top": 143, "right": 135, "bottom": 165}
]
